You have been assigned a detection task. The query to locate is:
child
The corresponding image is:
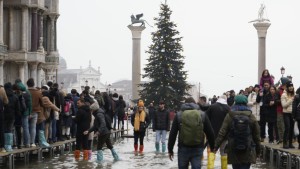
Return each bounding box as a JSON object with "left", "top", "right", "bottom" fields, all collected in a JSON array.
[{"left": 259, "top": 69, "right": 274, "bottom": 89}]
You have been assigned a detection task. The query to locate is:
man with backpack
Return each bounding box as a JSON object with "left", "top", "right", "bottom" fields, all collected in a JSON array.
[
  {"left": 168, "top": 97, "right": 215, "bottom": 169},
  {"left": 213, "top": 95, "right": 261, "bottom": 169}
]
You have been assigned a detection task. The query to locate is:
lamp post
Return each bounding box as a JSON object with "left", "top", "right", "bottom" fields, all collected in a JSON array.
[
  {"left": 107, "top": 84, "right": 111, "bottom": 95},
  {"left": 85, "top": 80, "right": 88, "bottom": 86},
  {"left": 287, "top": 75, "right": 293, "bottom": 81},
  {"left": 91, "top": 86, "right": 95, "bottom": 95},
  {"left": 280, "top": 66, "right": 285, "bottom": 77}
]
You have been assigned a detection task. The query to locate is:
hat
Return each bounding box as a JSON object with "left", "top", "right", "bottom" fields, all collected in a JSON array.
[
  {"left": 90, "top": 102, "right": 99, "bottom": 111},
  {"left": 280, "top": 77, "right": 290, "bottom": 85},
  {"left": 138, "top": 100, "right": 144, "bottom": 107},
  {"left": 286, "top": 81, "right": 294, "bottom": 88},
  {"left": 234, "top": 95, "right": 248, "bottom": 105},
  {"left": 42, "top": 85, "right": 49, "bottom": 90},
  {"left": 217, "top": 95, "right": 227, "bottom": 105},
  {"left": 159, "top": 100, "right": 165, "bottom": 104}
]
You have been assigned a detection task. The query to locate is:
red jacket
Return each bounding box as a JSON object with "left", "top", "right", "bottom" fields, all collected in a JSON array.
[{"left": 277, "top": 86, "right": 284, "bottom": 114}]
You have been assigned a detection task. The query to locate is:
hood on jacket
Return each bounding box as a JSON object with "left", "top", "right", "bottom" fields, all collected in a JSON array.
[
  {"left": 296, "top": 87, "right": 300, "bottom": 95},
  {"left": 180, "top": 103, "right": 199, "bottom": 111},
  {"left": 93, "top": 108, "right": 105, "bottom": 117},
  {"left": 17, "top": 82, "right": 27, "bottom": 92}
]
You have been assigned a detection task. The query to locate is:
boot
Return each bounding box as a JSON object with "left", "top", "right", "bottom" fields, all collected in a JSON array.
[
  {"left": 134, "top": 144, "right": 138, "bottom": 152},
  {"left": 283, "top": 141, "right": 289, "bottom": 149},
  {"left": 88, "top": 150, "right": 92, "bottom": 160},
  {"left": 139, "top": 145, "right": 144, "bottom": 153},
  {"left": 83, "top": 150, "right": 89, "bottom": 160},
  {"left": 4, "top": 133, "right": 13, "bottom": 152},
  {"left": 96, "top": 150, "right": 103, "bottom": 163},
  {"left": 221, "top": 155, "right": 228, "bottom": 169},
  {"left": 110, "top": 148, "right": 119, "bottom": 161},
  {"left": 39, "top": 130, "right": 50, "bottom": 148},
  {"left": 155, "top": 143, "right": 160, "bottom": 152},
  {"left": 74, "top": 150, "right": 80, "bottom": 160},
  {"left": 289, "top": 141, "right": 295, "bottom": 148},
  {"left": 162, "top": 143, "right": 166, "bottom": 153}
]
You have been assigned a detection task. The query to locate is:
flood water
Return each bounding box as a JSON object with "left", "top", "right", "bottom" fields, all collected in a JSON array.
[{"left": 9, "top": 122, "right": 269, "bottom": 169}]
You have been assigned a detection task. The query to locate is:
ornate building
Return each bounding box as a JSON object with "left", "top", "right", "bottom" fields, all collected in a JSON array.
[
  {"left": 57, "top": 59, "right": 106, "bottom": 94},
  {"left": 0, "top": 0, "right": 60, "bottom": 86}
]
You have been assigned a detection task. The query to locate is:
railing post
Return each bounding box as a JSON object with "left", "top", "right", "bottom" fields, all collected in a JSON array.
[
  {"left": 269, "top": 148, "right": 274, "bottom": 167},
  {"left": 8, "top": 154, "right": 14, "bottom": 169}
]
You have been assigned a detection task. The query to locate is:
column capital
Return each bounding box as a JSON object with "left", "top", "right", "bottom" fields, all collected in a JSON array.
[
  {"left": 128, "top": 25, "right": 146, "bottom": 39},
  {"left": 253, "top": 22, "right": 271, "bottom": 38},
  {"left": 15, "top": 61, "right": 27, "bottom": 65}
]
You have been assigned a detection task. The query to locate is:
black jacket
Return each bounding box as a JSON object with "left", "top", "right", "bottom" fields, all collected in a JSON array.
[
  {"left": 4, "top": 89, "right": 20, "bottom": 120},
  {"left": 168, "top": 103, "right": 215, "bottom": 154},
  {"left": 153, "top": 108, "right": 170, "bottom": 131},
  {"left": 292, "top": 87, "right": 300, "bottom": 120},
  {"left": 206, "top": 102, "right": 230, "bottom": 138},
  {"left": 88, "top": 108, "right": 110, "bottom": 136},
  {"left": 75, "top": 105, "right": 91, "bottom": 132},
  {"left": 262, "top": 93, "right": 279, "bottom": 122}
]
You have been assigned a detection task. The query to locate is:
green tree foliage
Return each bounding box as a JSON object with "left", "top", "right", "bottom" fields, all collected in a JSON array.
[{"left": 139, "top": 3, "right": 192, "bottom": 110}]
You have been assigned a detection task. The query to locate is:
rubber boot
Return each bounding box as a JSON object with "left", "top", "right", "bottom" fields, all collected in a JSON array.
[
  {"left": 283, "top": 141, "right": 289, "bottom": 149},
  {"left": 88, "top": 150, "right": 92, "bottom": 160},
  {"left": 4, "top": 133, "right": 13, "bottom": 152},
  {"left": 74, "top": 150, "right": 80, "bottom": 160},
  {"left": 134, "top": 144, "right": 138, "bottom": 152},
  {"left": 221, "top": 155, "right": 228, "bottom": 169},
  {"left": 155, "top": 143, "right": 160, "bottom": 152},
  {"left": 139, "top": 145, "right": 144, "bottom": 153},
  {"left": 96, "top": 150, "right": 103, "bottom": 163},
  {"left": 39, "top": 130, "right": 50, "bottom": 148},
  {"left": 83, "top": 150, "right": 89, "bottom": 160},
  {"left": 110, "top": 148, "right": 119, "bottom": 161},
  {"left": 162, "top": 143, "right": 166, "bottom": 153}
]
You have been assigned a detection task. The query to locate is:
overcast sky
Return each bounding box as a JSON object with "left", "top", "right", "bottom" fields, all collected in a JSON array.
[{"left": 57, "top": 0, "right": 300, "bottom": 97}]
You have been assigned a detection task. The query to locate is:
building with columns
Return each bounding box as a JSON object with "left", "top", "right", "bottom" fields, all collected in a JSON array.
[{"left": 0, "top": 0, "right": 60, "bottom": 86}]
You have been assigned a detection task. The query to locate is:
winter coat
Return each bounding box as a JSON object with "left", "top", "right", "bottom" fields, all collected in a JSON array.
[
  {"left": 292, "top": 87, "right": 300, "bottom": 120},
  {"left": 131, "top": 110, "right": 150, "bottom": 132},
  {"left": 276, "top": 87, "right": 285, "bottom": 114},
  {"left": 281, "top": 91, "right": 294, "bottom": 113},
  {"left": 153, "top": 108, "right": 170, "bottom": 131},
  {"left": 17, "top": 82, "right": 32, "bottom": 116},
  {"left": 247, "top": 92, "right": 260, "bottom": 121},
  {"left": 116, "top": 99, "right": 126, "bottom": 120},
  {"left": 75, "top": 105, "right": 91, "bottom": 132},
  {"left": 0, "top": 86, "right": 8, "bottom": 105},
  {"left": 214, "top": 106, "right": 261, "bottom": 164},
  {"left": 4, "top": 89, "right": 20, "bottom": 120},
  {"left": 42, "top": 95, "right": 59, "bottom": 122},
  {"left": 262, "top": 93, "right": 279, "bottom": 123},
  {"left": 61, "top": 98, "right": 75, "bottom": 127},
  {"left": 227, "top": 96, "right": 235, "bottom": 107},
  {"left": 259, "top": 76, "right": 274, "bottom": 88},
  {"left": 28, "top": 87, "right": 43, "bottom": 114},
  {"left": 168, "top": 103, "right": 215, "bottom": 154},
  {"left": 88, "top": 113, "right": 95, "bottom": 140},
  {"left": 206, "top": 102, "right": 230, "bottom": 138},
  {"left": 88, "top": 108, "right": 110, "bottom": 136}
]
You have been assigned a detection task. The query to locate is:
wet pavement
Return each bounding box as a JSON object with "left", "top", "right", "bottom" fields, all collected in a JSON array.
[{"left": 11, "top": 122, "right": 270, "bottom": 169}]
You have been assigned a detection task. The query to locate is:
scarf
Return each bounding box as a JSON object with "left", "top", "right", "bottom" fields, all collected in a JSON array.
[{"left": 134, "top": 110, "right": 146, "bottom": 131}]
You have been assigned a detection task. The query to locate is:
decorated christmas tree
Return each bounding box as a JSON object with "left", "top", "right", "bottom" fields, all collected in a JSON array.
[{"left": 139, "top": 2, "right": 191, "bottom": 110}]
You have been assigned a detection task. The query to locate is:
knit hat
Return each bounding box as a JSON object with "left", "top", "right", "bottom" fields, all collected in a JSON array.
[
  {"left": 280, "top": 77, "right": 290, "bottom": 85},
  {"left": 138, "top": 100, "right": 144, "bottom": 107},
  {"left": 90, "top": 101, "right": 99, "bottom": 111},
  {"left": 286, "top": 81, "right": 294, "bottom": 88},
  {"left": 234, "top": 95, "right": 248, "bottom": 105}
]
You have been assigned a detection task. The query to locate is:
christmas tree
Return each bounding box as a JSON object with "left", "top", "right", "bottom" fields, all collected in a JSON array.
[{"left": 139, "top": 2, "right": 191, "bottom": 110}]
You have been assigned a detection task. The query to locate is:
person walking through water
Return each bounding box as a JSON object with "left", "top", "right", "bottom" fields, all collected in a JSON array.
[
  {"left": 83, "top": 101, "right": 119, "bottom": 162},
  {"left": 131, "top": 100, "right": 150, "bottom": 153}
]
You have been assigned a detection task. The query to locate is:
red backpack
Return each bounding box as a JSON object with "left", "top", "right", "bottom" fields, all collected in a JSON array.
[{"left": 64, "top": 101, "right": 72, "bottom": 116}]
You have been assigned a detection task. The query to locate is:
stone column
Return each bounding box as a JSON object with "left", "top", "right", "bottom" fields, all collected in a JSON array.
[
  {"left": 37, "top": 64, "right": 42, "bottom": 87},
  {"left": 31, "top": 8, "right": 38, "bottom": 51},
  {"left": 0, "top": 0, "right": 3, "bottom": 44},
  {"left": 0, "top": 60, "right": 3, "bottom": 85},
  {"left": 49, "top": 15, "right": 56, "bottom": 53},
  {"left": 8, "top": 8, "right": 13, "bottom": 50},
  {"left": 29, "top": 62, "right": 38, "bottom": 81},
  {"left": 128, "top": 25, "right": 146, "bottom": 100},
  {"left": 21, "top": 6, "right": 28, "bottom": 51},
  {"left": 38, "top": 13, "right": 44, "bottom": 52},
  {"left": 253, "top": 22, "right": 271, "bottom": 83},
  {"left": 16, "top": 61, "right": 26, "bottom": 83}
]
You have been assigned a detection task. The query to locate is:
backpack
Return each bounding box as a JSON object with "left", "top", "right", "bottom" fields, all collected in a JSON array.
[
  {"left": 230, "top": 112, "right": 252, "bottom": 152},
  {"left": 177, "top": 109, "right": 205, "bottom": 146},
  {"left": 104, "top": 113, "right": 113, "bottom": 130},
  {"left": 19, "top": 93, "right": 27, "bottom": 114},
  {"left": 64, "top": 100, "right": 72, "bottom": 116}
]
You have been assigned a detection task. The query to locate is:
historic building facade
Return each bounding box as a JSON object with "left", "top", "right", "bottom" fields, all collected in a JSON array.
[{"left": 0, "top": 0, "right": 59, "bottom": 86}]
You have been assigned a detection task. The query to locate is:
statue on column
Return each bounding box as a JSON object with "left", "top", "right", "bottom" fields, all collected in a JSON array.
[
  {"left": 249, "top": 4, "right": 270, "bottom": 23},
  {"left": 130, "top": 13, "right": 153, "bottom": 27}
]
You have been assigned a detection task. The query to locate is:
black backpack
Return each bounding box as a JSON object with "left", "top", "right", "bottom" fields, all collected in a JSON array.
[
  {"left": 104, "top": 113, "right": 113, "bottom": 130},
  {"left": 230, "top": 112, "right": 252, "bottom": 152},
  {"left": 19, "top": 93, "right": 27, "bottom": 114}
]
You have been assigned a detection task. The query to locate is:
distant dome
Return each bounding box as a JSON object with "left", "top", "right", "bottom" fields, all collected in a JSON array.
[{"left": 59, "top": 56, "right": 67, "bottom": 70}]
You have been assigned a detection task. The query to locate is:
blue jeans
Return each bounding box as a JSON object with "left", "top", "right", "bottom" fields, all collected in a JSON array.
[
  {"left": 155, "top": 130, "right": 167, "bottom": 144},
  {"left": 232, "top": 163, "right": 251, "bottom": 169},
  {"left": 29, "top": 113, "right": 38, "bottom": 144},
  {"left": 113, "top": 114, "right": 118, "bottom": 129},
  {"left": 22, "top": 115, "right": 30, "bottom": 145},
  {"left": 178, "top": 146, "right": 203, "bottom": 169}
]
